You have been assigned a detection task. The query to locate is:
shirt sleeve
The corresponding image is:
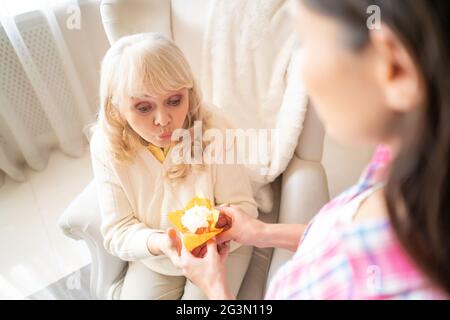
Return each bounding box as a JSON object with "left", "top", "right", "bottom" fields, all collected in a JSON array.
[{"left": 90, "top": 131, "right": 163, "bottom": 261}]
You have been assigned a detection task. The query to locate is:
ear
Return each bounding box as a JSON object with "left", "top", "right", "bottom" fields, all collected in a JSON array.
[{"left": 370, "top": 25, "right": 425, "bottom": 112}]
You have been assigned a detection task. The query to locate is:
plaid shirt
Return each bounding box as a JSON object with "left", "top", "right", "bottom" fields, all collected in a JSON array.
[{"left": 265, "top": 146, "right": 446, "bottom": 300}]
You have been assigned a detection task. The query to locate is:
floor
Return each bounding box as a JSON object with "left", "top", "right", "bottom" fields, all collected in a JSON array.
[
  {"left": 27, "top": 264, "right": 91, "bottom": 300},
  {"left": 0, "top": 148, "right": 93, "bottom": 299}
]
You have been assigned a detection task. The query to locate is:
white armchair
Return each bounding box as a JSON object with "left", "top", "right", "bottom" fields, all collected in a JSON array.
[{"left": 59, "top": 0, "right": 334, "bottom": 300}]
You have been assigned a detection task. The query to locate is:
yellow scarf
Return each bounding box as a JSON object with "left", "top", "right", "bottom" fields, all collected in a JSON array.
[{"left": 147, "top": 144, "right": 170, "bottom": 163}]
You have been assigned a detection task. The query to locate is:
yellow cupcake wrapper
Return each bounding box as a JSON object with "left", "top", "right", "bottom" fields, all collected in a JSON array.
[{"left": 168, "top": 196, "right": 223, "bottom": 251}]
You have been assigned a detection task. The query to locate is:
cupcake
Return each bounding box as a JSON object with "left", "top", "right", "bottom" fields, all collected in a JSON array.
[{"left": 168, "top": 196, "right": 223, "bottom": 251}]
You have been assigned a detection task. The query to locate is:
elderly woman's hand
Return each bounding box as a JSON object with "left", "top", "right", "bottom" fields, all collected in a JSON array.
[
  {"left": 179, "top": 240, "right": 234, "bottom": 300},
  {"left": 148, "top": 228, "right": 182, "bottom": 267}
]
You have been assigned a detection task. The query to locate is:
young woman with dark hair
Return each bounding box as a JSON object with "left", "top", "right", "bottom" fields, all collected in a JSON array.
[{"left": 175, "top": 0, "right": 449, "bottom": 299}]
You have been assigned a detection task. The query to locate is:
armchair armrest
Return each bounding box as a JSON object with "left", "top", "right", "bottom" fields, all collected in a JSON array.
[
  {"left": 58, "top": 180, "right": 127, "bottom": 300},
  {"left": 267, "top": 156, "right": 329, "bottom": 286},
  {"left": 266, "top": 102, "right": 330, "bottom": 287}
]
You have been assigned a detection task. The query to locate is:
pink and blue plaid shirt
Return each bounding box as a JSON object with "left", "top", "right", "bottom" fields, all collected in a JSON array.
[{"left": 265, "top": 146, "right": 446, "bottom": 300}]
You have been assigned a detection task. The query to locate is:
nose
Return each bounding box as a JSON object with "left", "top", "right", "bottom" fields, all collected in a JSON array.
[{"left": 154, "top": 107, "right": 170, "bottom": 127}]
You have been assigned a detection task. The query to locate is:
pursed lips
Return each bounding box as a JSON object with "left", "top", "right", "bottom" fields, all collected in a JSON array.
[{"left": 158, "top": 130, "right": 172, "bottom": 139}]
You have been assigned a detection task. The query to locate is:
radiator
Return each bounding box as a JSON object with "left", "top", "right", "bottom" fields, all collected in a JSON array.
[{"left": 0, "top": 9, "right": 89, "bottom": 183}]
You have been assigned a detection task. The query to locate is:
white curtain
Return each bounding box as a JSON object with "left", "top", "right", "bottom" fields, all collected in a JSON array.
[{"left": 0, "top": 0, "right": 96, "bottom": 187}]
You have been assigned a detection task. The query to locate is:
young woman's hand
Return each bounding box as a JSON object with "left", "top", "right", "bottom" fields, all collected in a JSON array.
[
  {"left": 215, "top": 205, "right": 265, "bottom": 247},
  {"left": 179, "top": 239, "right": 234, "bottom": 299}
]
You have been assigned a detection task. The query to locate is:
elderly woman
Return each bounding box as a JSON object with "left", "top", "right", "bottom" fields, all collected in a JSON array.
[{"left": 91, "top": 32, "right": 257, "bottom": 300}]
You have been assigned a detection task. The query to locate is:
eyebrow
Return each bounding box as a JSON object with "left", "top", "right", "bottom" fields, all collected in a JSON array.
[
  {"left": 131, "top": 91, "right": 183, "bottom": 100},
  {"left": 130, "top": 94, "right": 154, "bottom": 100}
]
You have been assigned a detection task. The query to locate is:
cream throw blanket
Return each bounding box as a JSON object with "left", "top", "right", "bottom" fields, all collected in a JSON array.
[{"left": 201, "top": 0, "right": 308, "bottom": 213}]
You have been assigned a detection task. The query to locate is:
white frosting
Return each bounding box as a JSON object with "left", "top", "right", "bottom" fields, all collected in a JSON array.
[{"left": 181, "top": 205, "right": 211, "bottom": 233}]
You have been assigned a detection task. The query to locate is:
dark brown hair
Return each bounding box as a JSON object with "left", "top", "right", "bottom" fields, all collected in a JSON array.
[{"left": 302, "top": 0, "right": 450, "bottom": 294}]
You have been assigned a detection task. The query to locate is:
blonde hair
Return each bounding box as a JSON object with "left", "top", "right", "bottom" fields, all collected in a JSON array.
[{"left": 98, "top": 33, "right": 211, "bottom": 179}]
